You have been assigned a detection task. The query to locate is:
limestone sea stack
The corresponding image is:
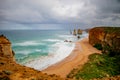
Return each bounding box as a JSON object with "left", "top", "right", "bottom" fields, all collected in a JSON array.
[
  {"left": 77, "top": 29, "right": 82, "bottom": 35},
  {"left": 73, "top": 29, "right": 77, "bottom": 36},
  {"left": 73, "top": 29, "right": 83, "bottom": 36}
]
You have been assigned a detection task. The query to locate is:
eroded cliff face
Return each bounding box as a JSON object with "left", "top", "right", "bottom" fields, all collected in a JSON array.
[
  {"left": 0, "top": 35, "right": 14, "bottom": 60},
  {"left": 0, "top": 35, "right": 68, "bottom": 80},
  {"left": 89, "top": 27, "right": 120, "bottom": 55}
]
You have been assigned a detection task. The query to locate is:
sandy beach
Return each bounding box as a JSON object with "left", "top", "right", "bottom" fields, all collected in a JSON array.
[{"left": 42, "top": 37, "right": 101, "bottom": 78}]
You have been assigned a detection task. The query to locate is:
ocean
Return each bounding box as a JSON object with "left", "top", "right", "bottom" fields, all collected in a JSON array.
[{"left": 0, "top": 30, "right": 88, "bottom": 70}]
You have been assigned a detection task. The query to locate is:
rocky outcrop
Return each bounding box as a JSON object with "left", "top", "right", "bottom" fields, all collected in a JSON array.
[
  {"left": 73, "top": 29, "right": 83, "bottom": 36},
  {"left": 0, "top": 35, "right": 68, "bottom": 80},
  {"left": 0, "top": 56, "right": 67, "bottom": 80},
  {"left": 89, "top": 27, "right": 120, "bottom": 55},
  {"left": 73, "top": 29, "right": 77, "bottom": 36},
  {"left": 77, "top": 29, "right": 82, "bottom": 35},
  {"left": 0, "top": 35, "right": 14, "bottom": 60}
]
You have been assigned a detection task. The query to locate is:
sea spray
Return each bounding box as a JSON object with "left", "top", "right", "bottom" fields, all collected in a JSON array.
[{"left": 25, "top": 42, "right": 75, "bottom": 70}]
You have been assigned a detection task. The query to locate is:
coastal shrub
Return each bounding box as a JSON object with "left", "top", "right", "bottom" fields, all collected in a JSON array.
[
  {"left": 103, "top": 45, "right": 118, "bottom": 57},
  {"left": 69, "top": 53, "right": 120, "bottom": 80},
  {"left": 2, "top": 70, "right": 12, "bottom": 75},
  {"left": 104, "top": 27, "right": 120, "bottom": 34},
  {"left": 0, "top": 76, "right": 10, "bottom": 80},
  {"left": 93, "top": 43, "right": 102, "bottom": 50}
]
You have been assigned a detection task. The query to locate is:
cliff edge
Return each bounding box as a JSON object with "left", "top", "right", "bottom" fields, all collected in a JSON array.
[
  {"left": 0, "top": 35, "right": 14, "bottom": 60},
  {"left": 89, "top": 27, "right": 120, "bottom": 56}
]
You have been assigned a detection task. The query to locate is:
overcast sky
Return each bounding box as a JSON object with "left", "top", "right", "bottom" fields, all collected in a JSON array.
[{"left": 0, "top": 0, "right": 120, "bottom": 30}]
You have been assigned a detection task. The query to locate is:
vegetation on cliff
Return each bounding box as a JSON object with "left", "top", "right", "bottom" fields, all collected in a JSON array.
[
  {"left": 89, "top": 27, "right": 120, "bottom": 56},
  {"left": 104, "top": 27, "right": 120, "bottom": 33},
  {"left": 67, "top": 53, "right": 120, "bottom": 80}
]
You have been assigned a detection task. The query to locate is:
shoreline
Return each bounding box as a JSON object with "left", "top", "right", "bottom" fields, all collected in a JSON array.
[
  {"left": 42, "top": 37, "right": 101, "bottom": 78},
  {"left": 23, "top": 40, "right": 75, "bottom": 70}
]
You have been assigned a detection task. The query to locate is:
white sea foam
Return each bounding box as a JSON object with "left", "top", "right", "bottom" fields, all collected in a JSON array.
[
  {"left": 35, "top": 49, "right": 42, "bottom": 52},
  {"left": 52, "top": 42, "right": 75, "bottom": 62},
  {"left": 13, "top": 41, "right": 44, "bottom": 46},
  {"left": 17, "top": 50, "right": 32, "bottom": 55},
  {"left": 58, "top": 34, "right": 77, "bottom": 42},
  {"left": 16, "top": 49, "right": 42, "bottom": 55},
  {"left": 58, "top": 35, "right": 73, "bottom": 38},
  {"left": 24, "top": 42, "right": 75, "bottom": 70},
  {"left": 44, "top": 39, "right": 62, "bottom": 42},
  {"left": 80, "top": 31, "right": 88, "bottom": 38},
  {"left": 16, "top": 50, "right": 35, "bottom": 55}
]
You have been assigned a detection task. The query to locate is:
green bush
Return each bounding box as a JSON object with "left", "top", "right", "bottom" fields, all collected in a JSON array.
[{"left": 93, "top": 43, "right": 102, "bottom": 50}]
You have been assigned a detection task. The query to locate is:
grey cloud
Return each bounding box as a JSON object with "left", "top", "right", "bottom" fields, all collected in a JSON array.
[
  {"left": 89, "top": 0, "right": 120, "bottom": 16},
  {"left": 0, "top": 0, "right": 120, "bottom": 30}
]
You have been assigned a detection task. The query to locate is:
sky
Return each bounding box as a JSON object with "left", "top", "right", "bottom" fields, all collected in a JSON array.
[{"left": 0, "top": 0, "right": 120, "bottom": 30}]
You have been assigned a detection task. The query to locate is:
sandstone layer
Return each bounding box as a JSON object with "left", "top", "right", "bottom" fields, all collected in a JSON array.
[{"left": 89, "top": 27, "right": 120, "bottom": 55}]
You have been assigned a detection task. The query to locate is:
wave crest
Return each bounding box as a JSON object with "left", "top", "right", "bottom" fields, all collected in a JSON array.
[{"left": 13, "top": 41, "right": 44, "bottom": 46}]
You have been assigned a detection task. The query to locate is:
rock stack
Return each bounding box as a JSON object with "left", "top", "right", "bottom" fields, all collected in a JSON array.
[
  {"left": 73, "top": 29, "right": 82, "bottom": 36},
  {"left": 73, "top": 29, "right": 77, "bottom": 36},
  {"left": 77, "top": 29, "right": 82, "bottom": 35}
]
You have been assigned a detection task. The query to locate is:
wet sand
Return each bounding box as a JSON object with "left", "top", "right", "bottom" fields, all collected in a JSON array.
[{"left": 42, "top": 37, "right": 101, "bottom": 78}]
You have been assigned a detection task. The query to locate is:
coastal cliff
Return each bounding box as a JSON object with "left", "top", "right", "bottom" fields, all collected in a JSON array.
[
  {"left": 89, "top": 27, "right": 120, "bottom": 56},
  {"left": 0, "top": 35, "right": 14, "bottom": 60},
  {"left": 0, "top": 35, "right": 67, "bottom": 80}
]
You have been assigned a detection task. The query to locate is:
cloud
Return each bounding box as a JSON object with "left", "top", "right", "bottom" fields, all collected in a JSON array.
[{"left": 0, "top": 0, "right": 120, "bottom": 29}]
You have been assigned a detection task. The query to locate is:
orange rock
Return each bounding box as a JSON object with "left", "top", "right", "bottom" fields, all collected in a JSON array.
[
  {"left": 89, "top": 27, "right": 120, "bottom": 55},
  {"left": 0, "top": 35, "right": 14, "bottom": 60}
]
